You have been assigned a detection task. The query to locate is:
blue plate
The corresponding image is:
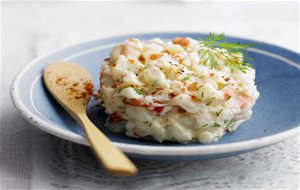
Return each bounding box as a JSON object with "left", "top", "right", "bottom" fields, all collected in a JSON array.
[{"left": 11, "top": 33, "right": 300, "bottom": 160}]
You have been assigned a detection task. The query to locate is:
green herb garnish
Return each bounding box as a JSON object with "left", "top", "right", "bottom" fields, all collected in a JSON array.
[
  {"left": 133, "top": 87, "right": 143, "bottom": 94},
  {"left": 181, "top": 75, "right": 190, "bottom": 82},
  {"left": 212, "top": 123, "right": 221, "bottom": 127},
  {"left": 217, "top": 82, "right": 228, "bottom": 90},
  {"left": 205, "top": 97, "right": 216, "bottom": 106},
  {"left": 119, "top": 86, "right": 144, "bottom": 95},
  {"left": 199, "top": 33, "right": 256, "bottom": 73},
  {"left": 216, "top": 108, "right": 223, "bottom": 117},
  {"left": 201, "top": 124, "right": 208, "bottom": 127}
]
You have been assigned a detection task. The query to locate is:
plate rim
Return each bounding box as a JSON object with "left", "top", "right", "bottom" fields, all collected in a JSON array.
[{"left": 10, "top": 32, "right": 300, "bottom": 156}]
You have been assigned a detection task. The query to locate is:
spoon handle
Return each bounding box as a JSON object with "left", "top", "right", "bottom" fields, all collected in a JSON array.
[{"left": 77, "top": 113, "right": 138, "bottom": 176}]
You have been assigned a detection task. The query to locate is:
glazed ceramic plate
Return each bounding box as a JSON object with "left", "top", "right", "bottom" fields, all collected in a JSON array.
[{"left": 11, "top": 33, "right": 300, "bottom": 160}]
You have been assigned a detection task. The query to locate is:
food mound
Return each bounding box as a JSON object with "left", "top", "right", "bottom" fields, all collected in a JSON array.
[{"left": 99, "top": 34, "right": 259, "bottom": 143}]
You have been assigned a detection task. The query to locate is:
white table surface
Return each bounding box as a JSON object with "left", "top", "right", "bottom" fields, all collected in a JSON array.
[{"left": 1, "top": 1, "right": 299, "bottom": 190}]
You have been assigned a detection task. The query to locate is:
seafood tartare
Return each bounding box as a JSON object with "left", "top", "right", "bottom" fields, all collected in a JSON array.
[{"left": 99, "top": 33, "right": 259, "bottom": 143}]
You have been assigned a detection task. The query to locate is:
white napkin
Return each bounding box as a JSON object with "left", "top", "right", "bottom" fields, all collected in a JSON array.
[{"left": 30, "top": 129, "right": 300, "bottom": 190}]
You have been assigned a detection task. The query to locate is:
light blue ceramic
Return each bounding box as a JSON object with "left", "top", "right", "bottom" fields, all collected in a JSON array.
[{"left": 11, "top": 33, "right": 300, "bottom": 160}]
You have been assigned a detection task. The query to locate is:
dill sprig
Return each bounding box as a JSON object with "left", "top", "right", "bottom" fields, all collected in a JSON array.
[
  {"left": 133, "top": 87, "right": 143, "bottom": 94},
  {"left": 199, "top": 33, "right": 256, "bottom": 73},
  {"left": 216, "top": 108, "right": 224, "bottom": 117},
  {"left": 212, "top": 123, "right": 221, "bottom": 127},
  {"left": 119, "top": 86, "right": 143, "bottom": 95},
  {"left": 181, "top": 75, "right": 190, "bottom": 82}
]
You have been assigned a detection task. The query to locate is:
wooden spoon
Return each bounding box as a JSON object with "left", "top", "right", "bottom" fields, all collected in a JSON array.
[{"left": 43, "top": 62, "right": 138, "bottom": 176}]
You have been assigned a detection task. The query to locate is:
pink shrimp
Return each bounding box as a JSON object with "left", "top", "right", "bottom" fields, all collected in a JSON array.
[
  {"left": 236, "top": 93, "right": 252, "bottom": 109},
  {"left": 172, "top": 37, "right": 190, "bottom": 47},
  {"left": 223, "top": 86, "right": 235, "bottom": 100}
]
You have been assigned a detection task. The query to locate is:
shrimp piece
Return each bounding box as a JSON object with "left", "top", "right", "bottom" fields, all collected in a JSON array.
[
  {"left": 120, "top": 45, "right": 137, "bottom": 57},
  {"left": 108, "top": 112, "right": 123, "bottom": 123},
  {"left": 133, "top": 127, "right": 142, "bottom": 138},
  {"left": 154, "top": 106, "right": 164, "bottom": 113},
  {"left": 110, "top": 39, "right": 143, "bottom": 61},
  {"left": 223, "top": 86, "right": 235, "bottom": 100},
  {"left": 149, "top": 54, "right": 160, "bottom": 60},
  {"left": 236, "top": 93, "right": 252, "bottom": 109},
  {"left": 100, "top": 71, "right": 105, "bottom": 80},
  {"left": 172, "top": 37, "right": 190, "bottom": 47},
  {"left": 123, "top": 98, "right": 148, "bottom": 107}
]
